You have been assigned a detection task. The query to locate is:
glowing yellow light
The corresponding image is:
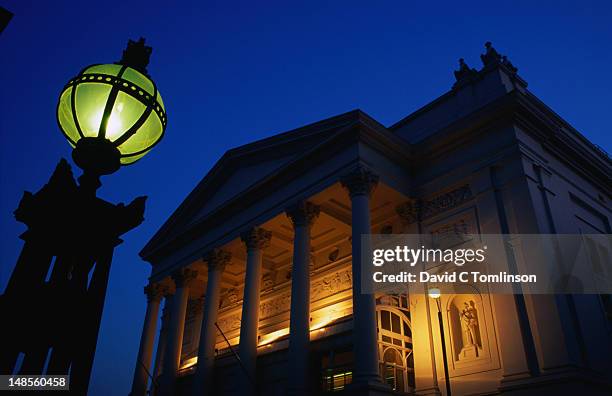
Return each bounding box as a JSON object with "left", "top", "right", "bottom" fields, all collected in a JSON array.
[
  {"left": 428, "top": 287, "right": 441, "bottom": 299},
  {"left": 258, "top": 328, "right": 290, "bottom": 346},
  {"left": 89, "top": 104, "right": 123, "bottom": 141},
  {"left": 106, "top": 102, "right": 124, "bottom": 140},
  {"left": 179, "top": 356, "right": 198, "bottom": 370},
  {"left": 57, "top": 63, "right": 167, "bottom": 166},
  {"left": 310, "top": 319, "right": 332, "bottom": 331},
  {"left": 310, "top": 305, "right": 345, "bottom": 331}
]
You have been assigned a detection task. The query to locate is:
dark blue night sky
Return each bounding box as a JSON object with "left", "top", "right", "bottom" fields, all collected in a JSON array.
[{"left": 1, "top": 1, "right": 611, "bottom": 394}]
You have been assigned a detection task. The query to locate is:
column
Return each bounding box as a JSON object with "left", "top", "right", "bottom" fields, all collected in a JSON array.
[
  {"left": 159, "top": 268, "right": 198, "bottom": 396},
  {"left": 151, "top": 295, "right": 172, "bottom": 395},
  {"left": 192, "top": 249, "right": 231, "bottom": 396},
  {"left": 286, "top": 201, "right": 320, "bottom": 396},
  {"left": 341, "top": 166, "right": 382, "bottom": 386},
  {"left": 131, "top": 283, "right": 166, "bottom": 396},
  {"left": 238, "top": 227, "right": 271, "bottom": 395}
]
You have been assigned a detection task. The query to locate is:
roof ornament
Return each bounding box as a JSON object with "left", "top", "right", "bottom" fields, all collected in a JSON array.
[
  {"left": 480, "top": 41, "right": 518, "bottom": 73},
  {"left": 117, "top": 37, "right": 152, "bottom": 75},
  {"left": 480, "top": 41, "right": 501, "bottom": 65},
  {"left": 453, "top": 58, "right": 478, "bottom": 88}
]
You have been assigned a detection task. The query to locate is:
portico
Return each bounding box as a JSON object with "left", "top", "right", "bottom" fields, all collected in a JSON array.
[{"left": 138, "top": 161, "right": 411, "bottom": 396}]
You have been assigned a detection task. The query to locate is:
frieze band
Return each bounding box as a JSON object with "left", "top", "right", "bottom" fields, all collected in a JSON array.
[{"left": 396, "top": 185, "right": 473, "bottom": 224}]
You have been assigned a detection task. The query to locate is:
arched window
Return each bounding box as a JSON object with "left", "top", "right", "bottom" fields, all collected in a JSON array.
[{"left": 376, "top": 295, "right": 415, "bottom": 392}]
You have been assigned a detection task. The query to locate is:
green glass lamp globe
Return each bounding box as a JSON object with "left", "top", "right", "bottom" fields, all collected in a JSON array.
[{"left": 56, "top": 38, "right": 166, "bottom": 175}]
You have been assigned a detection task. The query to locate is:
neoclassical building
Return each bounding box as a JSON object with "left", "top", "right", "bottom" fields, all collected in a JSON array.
[{"left": 131, "top": 43, "right": 612, "bottom": 396}]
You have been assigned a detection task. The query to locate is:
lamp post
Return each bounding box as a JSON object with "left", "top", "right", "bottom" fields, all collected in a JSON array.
[
  {"left": 0, "top": 38, "right": 166, "bottom": 395},
  {"left": 428, "top": 288, "right": 452, "bottom": 396}
]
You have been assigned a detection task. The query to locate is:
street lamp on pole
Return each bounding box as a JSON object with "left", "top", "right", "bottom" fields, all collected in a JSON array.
[
  {"left": 0, "top": 38, "right": 166, "bottom": 395},
  {"left": 428, "top": 288, "right": 452, "bottom": 396}
]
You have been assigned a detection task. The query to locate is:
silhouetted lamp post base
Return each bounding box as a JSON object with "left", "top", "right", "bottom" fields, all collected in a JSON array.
[
  {"left": 0, "top": 38, "right": 167, "bottom": 396},
  {"left": 71, "top": 137, "right": 121, "bottom": 193}
]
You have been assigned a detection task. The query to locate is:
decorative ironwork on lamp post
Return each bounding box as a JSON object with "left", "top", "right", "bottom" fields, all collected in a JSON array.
[{"left": 0, "top": 38, "right": 166, "bottom": 395}]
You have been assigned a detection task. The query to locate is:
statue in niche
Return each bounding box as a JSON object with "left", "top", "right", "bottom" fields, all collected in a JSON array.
[
  {"left": 458, "top": 300, "right": 482, "bottom": 361},
  {"left": 461, "top": 301, "right": 478, "bottom": 346}
]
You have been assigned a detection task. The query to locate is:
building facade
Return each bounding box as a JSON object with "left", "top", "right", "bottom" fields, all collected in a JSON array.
[{"left": 132, "top": 44, "right": 612, "bottom": 396}]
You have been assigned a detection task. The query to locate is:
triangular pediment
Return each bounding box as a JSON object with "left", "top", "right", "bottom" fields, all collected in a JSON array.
[
  {"left": 187, "top": 153, "right": 298, "bottom": 226},
  {"left": 141, "top": 110, "right": 386, "bottom": 258}
]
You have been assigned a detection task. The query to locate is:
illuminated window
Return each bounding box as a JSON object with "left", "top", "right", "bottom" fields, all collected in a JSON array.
[
  {"left": 321, "top": 350, "right": 353, "bottom": 392},
  {"left": 376, "top": 295, "right": 415, "bottom": 392}
]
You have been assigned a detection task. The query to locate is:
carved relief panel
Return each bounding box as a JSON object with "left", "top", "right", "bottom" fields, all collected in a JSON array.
[{"left": 425, "top": 208, "right": 480, "bottom": 250}]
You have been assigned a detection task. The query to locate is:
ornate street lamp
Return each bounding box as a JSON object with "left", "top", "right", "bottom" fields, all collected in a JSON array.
[
  {"left": 428, "top": 288, "right": 452, "bottom": 396},
  {"left": 0, "top": 38, "right": 165, "bottom": 395},
  {"left": 56, "top": 37, "right": 166, "bottom": 190}
]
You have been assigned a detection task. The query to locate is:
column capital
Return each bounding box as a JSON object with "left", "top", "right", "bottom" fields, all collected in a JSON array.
[
  {"left": 203, "top": 248, "right": 231, "bottom": 272},
  {"left": 341, "top": 165, "right": 379, "bottom": 197},
  {"left": 144, "top": 282, "right": 167, "bottom": 303},
  {"left": 164, "top": 282, "right": 176, "bottom": 296},
  {"left": 286, "top": 201, "right": 320, "bottom": 228},
  {"left": 241, "top": 227, "right": 271, "bottom": 250},
  {"left": 396, "top": 200, "right": 421, "bottom": 225},
  {"left": 171, "top": 267, "right": 198, "bottom": 288}
]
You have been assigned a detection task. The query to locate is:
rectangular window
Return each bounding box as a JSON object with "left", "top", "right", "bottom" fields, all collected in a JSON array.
[
  {"left": 381, "top": 311, "right": 391, "bottom": 331},
  {"left": 391, "top": 313, "right": 401, "bottom": 333}
]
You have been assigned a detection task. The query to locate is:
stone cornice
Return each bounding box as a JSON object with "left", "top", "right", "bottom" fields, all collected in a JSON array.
[
  {"left": 512, "top": 92, "right": 611, "bottom": 189},
  {"left": 142, "top": 85, "right": 610, "bottom": 269}
]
